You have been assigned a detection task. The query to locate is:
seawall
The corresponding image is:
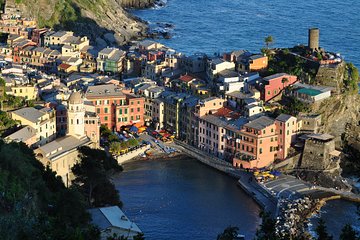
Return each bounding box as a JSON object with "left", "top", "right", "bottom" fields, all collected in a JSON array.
[{"left": 116, "top": 144, "right": 151, "bottom": 165}]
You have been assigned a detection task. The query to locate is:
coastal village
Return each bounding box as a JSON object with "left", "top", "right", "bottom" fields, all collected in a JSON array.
[{"left": 0, "top": 1, "right": 359, "bottom": 240}]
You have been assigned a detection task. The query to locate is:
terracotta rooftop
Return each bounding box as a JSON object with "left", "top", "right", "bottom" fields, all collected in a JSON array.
[{"left": 179, "top": 74, "right": 195, "bottom": 83}]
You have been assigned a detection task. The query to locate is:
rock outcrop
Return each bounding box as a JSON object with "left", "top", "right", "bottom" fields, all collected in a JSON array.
[
  {"left": 9, "top": 0, "right": 155, "bottom": 46},
  {"left": 310, "top": 93, "right": 360, "bottom": 174}
]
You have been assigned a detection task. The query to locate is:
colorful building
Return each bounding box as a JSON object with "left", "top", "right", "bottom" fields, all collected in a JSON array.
[
  {"left": 249, "top": 73, "right": 297, "bottom": 102},
  {"left": 232, "top": 114, "right": 299, "bottom": 169},
  {"left": 85, "top": 84, "right": 145, "bottom": 130}
]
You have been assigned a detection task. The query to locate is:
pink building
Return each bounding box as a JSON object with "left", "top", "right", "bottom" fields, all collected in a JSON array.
[
  {"left": 84, "top": 112, "right": 101, "bottom": 147},
  {"left": 250, "top": 73, "right": 297, "bottom": 102},
  {"left": 233, "top": 114, "right": 299, "bottom": 169}
]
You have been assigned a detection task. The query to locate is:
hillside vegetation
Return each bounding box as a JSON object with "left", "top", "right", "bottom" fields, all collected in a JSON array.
[{"left": 0, "top": 140, "right": 99, "bottom": 239}]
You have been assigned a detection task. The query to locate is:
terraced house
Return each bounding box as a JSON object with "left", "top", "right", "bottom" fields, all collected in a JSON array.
[
  {"left": 85, "top": 84, "right": 144, "bottom": 131},
  {"left": 96, "top": 47, "right": 126, "bottom": 74},
  {"left": 8, "top": 107, "right": 56, "bottom": 147}
]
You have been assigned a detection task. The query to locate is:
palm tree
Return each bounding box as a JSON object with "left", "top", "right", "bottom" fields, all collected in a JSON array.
[{"left": 265, "top": 35, "right": 273, "bottom": 49}]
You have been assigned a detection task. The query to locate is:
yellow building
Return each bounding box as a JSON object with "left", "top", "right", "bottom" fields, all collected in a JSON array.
[
  {"left": 143, "top": 60, "right": 167, "bottom": 81},
  {"left": 11, "top": 107, "right": 56, "bottom": 147},
  {"left": 44, "top": 31, "right": 74, "bottom": 48},
  {"left": 10, "top": 85, "right": 38, "bottom": 100}
]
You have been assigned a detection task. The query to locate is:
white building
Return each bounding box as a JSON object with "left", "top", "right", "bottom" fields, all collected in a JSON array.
[
  {"left": 67, "top": 91, "right": 85, "bottom": 138},
  {"left": 206, "top": 58, "right": 235, "bottom": 80},
  {"left": 89, "top": 206, "right": 142, "bottom": 240}
]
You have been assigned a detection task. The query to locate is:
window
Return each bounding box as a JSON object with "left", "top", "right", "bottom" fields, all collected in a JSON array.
[
  {"left": 271, "top": 138, "right": 273, "bottom": 142},
  {"left": 267, "top": 91, "right": 270, "bottom": 95},
  {"left": 131, "top": 101, "right": 134, "bottom": 105},
  {"left": 131, "top": 116, "right": 134, "bottom": 121},
  {"left": 104, "top": 108, "right": 108, "bottom": 113},
  {"left": 263, "top": 130, "right": 266, "bottom": 134},
  {"left": 260, "top": 140, "right": 262, "bottom": 144},
  {"left": 280, "top": 129, "right": 282, "bottom": 134},
  {"left": 271, "top": 128, "right": 274, "bottom": 133},
  {"left": 137, "top": 107, "right": 140, "bottom": 112},
  {"left": 119, "top": 109, "right": 122, "bottom": 114},
  {"left": 97, "top": 108, "right": 100, "bottom": 114},
  {"left": 260, "top": 148, "right": 263, "bottom": 154},
  {"left": 104, "top": 116, "right": 108, "bottom": 121},
  {"left": 287, "top": 130, "right": 289, "bottom": 135},
  {"left": 270, "top": 146, "right": 273, "bottom": 152},
  {"left": 137, "top": 101, "right": 140, "bottom": 104},
  {"left": 136, "top": 115, "right": 140, "bottom": 120},
  {"left": 118, "top": 118, "right": 121, "bottom": 122},
  {"left": 125, "top": 109, "right": 128, "bottom": 114},
  {"left": 124, "top": 117, "right": 127, "bottom": 122},
  {"left": 131, "top": 108, "right": 134, "bottom": 113}
]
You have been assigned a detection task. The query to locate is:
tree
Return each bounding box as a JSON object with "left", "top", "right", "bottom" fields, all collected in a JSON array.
[
  {"left": 0, "top": 140, "right": 99, "bottom": 239},
  {"left": 340, "top": 224, "right": 358, "bottom": 240},
  {"left": 315, "top": 219, "right": 333, "bottom": 240},
  {"left": 127, "top": 138, "right": 139, "bottom": 147},
  {"left": 265, "top": 35, "right": 274, "bottom": 49},
  {"left": 72, "top": 146, "right": 123, "bottom": 207},
  {"left": 110, "top": 141, "right": 121, "bottom": 155},
  {"left": 281, "top": 77, "right": 289, "bottom": 90},
  {"left": 255, "top": 211, "right": 278, "bottom": 240},
  {"left": 217, "top": 226, "right": 239, "bottom": 240}
]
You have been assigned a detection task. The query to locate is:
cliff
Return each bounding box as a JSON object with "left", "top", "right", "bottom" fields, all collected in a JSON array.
[
  {"left": 310, "top": 88, "right": 360, "bottom": 175},
  {"left": 8, "top": 0, "right": 156, "bottom": 46}
]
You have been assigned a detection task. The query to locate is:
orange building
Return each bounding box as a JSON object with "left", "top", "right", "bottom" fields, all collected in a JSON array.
[
  {"left": 233, "top": 114, "right": 299, "bottom": 169},
  {"left": 85, "top": 84, "right": 145, "bottom": 131},
  {"left": 238, "top": 54, "right": 268, "bottom": 72}
]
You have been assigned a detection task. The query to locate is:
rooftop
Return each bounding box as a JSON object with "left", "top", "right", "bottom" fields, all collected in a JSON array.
[
  {"left": 12, "top": 107, "right": 47, "bottom": 123},
  {"left": 263, "top": 73, "right": 289, "bottom": 82},
  {"left": 218, "top": 69, "right": 239, "bottom": 78},
  {"left": 88, "top": 206, "right": 142, "bottom": 234},
  {"left": 244, "top": 116, "right": 275, "bottom": 130},
  {"left": 276, "top": 113, "right": 295, "bottom": 122},
  {"left": 37, "top": 135, "right": 90, "bottom": 161},
  {"left": 5, "top": 126, "right": 36, "bottom": 142},
  {"left": 85, "top": 84, "right": 125, "bottom": 99},
  {"left": 307, "top": 133, "right": 334, "bottom": 142}
]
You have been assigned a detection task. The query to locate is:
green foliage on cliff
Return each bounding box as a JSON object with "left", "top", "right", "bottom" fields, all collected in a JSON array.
[
  {"left": 0, "top": 140, "right": 100, "bottom": 240},
  {"left": 0, "top": 111, "right": 18, "bottom": 133},
  {"left": 265, "top": 49, "right": 316, "bottom": 82},
  {"left": 72, "top": 146, "right": 123, "bottom": 208},
  {"left": 344, "top": 62, "right": 359, "bottom": 93},
  {"left": 38, "top": 0, "right": 80, "bottom": 29}
]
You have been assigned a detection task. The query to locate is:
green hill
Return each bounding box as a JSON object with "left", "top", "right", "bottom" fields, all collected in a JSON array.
[{"left": 0, "top": 140, "right": 99, "bottom": 240}]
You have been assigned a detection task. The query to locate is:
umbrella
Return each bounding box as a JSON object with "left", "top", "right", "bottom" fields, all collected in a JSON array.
[{"left": 129, "top": 125, "right": 138, "bottom": 133}]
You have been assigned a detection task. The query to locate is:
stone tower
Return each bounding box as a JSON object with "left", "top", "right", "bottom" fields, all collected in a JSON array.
[
  {"left": 67, "top": 91, "right": 85, "bottom": 138},
  {"left": 308, "top": 28, "right": 320, "bottom": 51}
]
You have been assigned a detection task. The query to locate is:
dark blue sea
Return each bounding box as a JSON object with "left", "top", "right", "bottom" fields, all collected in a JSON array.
[
  {"left": 131, "top": 0, "right": 360, "bottom": 67},
  {"left": 115, "top": 158, "right": 261, "bottom": 240}
]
